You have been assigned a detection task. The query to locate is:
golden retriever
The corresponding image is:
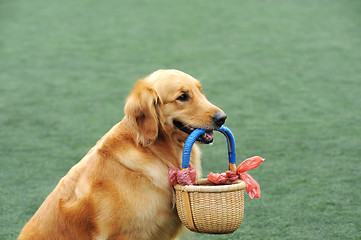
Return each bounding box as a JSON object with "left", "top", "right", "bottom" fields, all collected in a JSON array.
[{"left": 18, "top": 69, "right": 227, "bottom": 240}]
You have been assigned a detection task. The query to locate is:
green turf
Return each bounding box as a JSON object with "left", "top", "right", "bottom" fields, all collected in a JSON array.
[{"left": 1, "top": 0, "right": 361, "bottom": 239}]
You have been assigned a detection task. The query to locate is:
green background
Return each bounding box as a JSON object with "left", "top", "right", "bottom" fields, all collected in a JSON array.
[{"left": 1, "top": 0, "right": 360, "bottom": 239}]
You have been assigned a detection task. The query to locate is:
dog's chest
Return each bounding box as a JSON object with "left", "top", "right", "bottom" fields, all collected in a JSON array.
[{"left": 117, "top": 180, "right": 181, "bottom": 239}]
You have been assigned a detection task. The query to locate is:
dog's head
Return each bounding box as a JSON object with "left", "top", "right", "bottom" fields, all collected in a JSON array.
[{"left": 124, "top": 69, "right": 226, "bottom": 146}]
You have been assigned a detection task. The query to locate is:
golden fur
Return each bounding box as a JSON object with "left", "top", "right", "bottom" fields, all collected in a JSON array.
[{"left": 18, "top": 69, "right": 226, "bottom": 240}]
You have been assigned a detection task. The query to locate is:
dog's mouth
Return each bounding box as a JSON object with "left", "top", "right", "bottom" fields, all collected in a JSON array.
[{"left": 173, "top": 120, "right": 214, "bottom": 144}]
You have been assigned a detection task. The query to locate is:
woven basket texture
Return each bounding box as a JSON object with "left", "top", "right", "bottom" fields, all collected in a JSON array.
[{"left": 175, "top": 181, "right": 245, "bottom": 234}]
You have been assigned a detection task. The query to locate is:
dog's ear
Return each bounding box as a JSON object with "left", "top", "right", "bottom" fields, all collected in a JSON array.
[{"left": 124, "top": 80, "right": 162, "bottom": 146}]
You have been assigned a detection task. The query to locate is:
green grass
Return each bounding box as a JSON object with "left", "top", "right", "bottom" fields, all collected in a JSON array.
[{"left": 1, "top": 0, "right": 361, "bottom": 239}]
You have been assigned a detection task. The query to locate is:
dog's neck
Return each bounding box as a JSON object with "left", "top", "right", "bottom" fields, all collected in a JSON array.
[
  {"left": 145, "top": 128, "right": 186, "bottom": 169},
  {"left": 97, "top": 118, "right": 201, "bottom": 185},
  {"left": 110, "top": 118, "right": 184, "bottom": 168}
]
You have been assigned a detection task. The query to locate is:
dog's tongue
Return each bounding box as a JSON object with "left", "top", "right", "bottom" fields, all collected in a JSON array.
[
  {"left": 205, "top": 130, "right": 214, "bottom": 139},
  {"left": 202, "top": 130, "right": 214, "bottom": 142},
  {"left": 196, "top": 130, "right": 215, "bottom": 143}
]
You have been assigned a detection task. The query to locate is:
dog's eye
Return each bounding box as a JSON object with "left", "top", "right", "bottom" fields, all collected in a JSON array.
[{"left": 177, "top": 93, "right": 190, "bottom": 102}]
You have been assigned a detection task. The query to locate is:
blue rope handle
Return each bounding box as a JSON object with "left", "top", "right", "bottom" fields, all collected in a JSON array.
[{"left": 181, "top": 126, "right": 236, "bottom": 169}]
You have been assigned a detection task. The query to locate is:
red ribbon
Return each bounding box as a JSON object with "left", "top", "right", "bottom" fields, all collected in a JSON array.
[
  {"left": 169, "top": 156, "right": 264, "bottom": 200},
  {"left": 208, "top": 156, "right": 264, "bottom": 199}
]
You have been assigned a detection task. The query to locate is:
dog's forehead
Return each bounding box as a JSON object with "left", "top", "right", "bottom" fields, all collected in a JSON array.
[
  {"left": 166, "top": 76, "right": 200, "bottom": 90},
  {"left": 148, "top": 70, "right": 201, "bottom": 91}
]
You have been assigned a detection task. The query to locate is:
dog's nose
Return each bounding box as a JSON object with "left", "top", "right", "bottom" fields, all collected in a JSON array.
[{"left": 213, "top": 112, "right": 227, "bottom": 128}]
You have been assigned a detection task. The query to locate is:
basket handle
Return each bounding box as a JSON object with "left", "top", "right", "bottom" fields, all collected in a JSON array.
[{"left": 181, "top": 126, "right": 237, "bottom": 172}]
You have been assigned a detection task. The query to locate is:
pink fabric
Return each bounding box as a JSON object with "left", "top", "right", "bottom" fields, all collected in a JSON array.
[
  {"left": 168, "top": 156, "right": 264, "bottom": 200},
  {"left": 168, "top": 165, "right": 196, "bottom": 185},
  {"left": 236, "top": 156, "right": 264, "bottom": 199},
  {"left": 207, "top": 156, "right": 264, "bottom": 200}
]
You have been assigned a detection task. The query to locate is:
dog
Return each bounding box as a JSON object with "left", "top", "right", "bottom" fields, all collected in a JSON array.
[{"left": 18, "top": 69, "right": 227, "bottom": 240}]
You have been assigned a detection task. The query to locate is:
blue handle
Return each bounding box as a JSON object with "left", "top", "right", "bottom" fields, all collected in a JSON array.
[{"left": 181, "top": 126, "right": 236, "bottom": 169}]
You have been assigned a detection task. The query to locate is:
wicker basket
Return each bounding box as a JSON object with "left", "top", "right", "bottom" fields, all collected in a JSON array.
[{"left": 174, "top": 126, "right": 246, "bottom": 234}]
